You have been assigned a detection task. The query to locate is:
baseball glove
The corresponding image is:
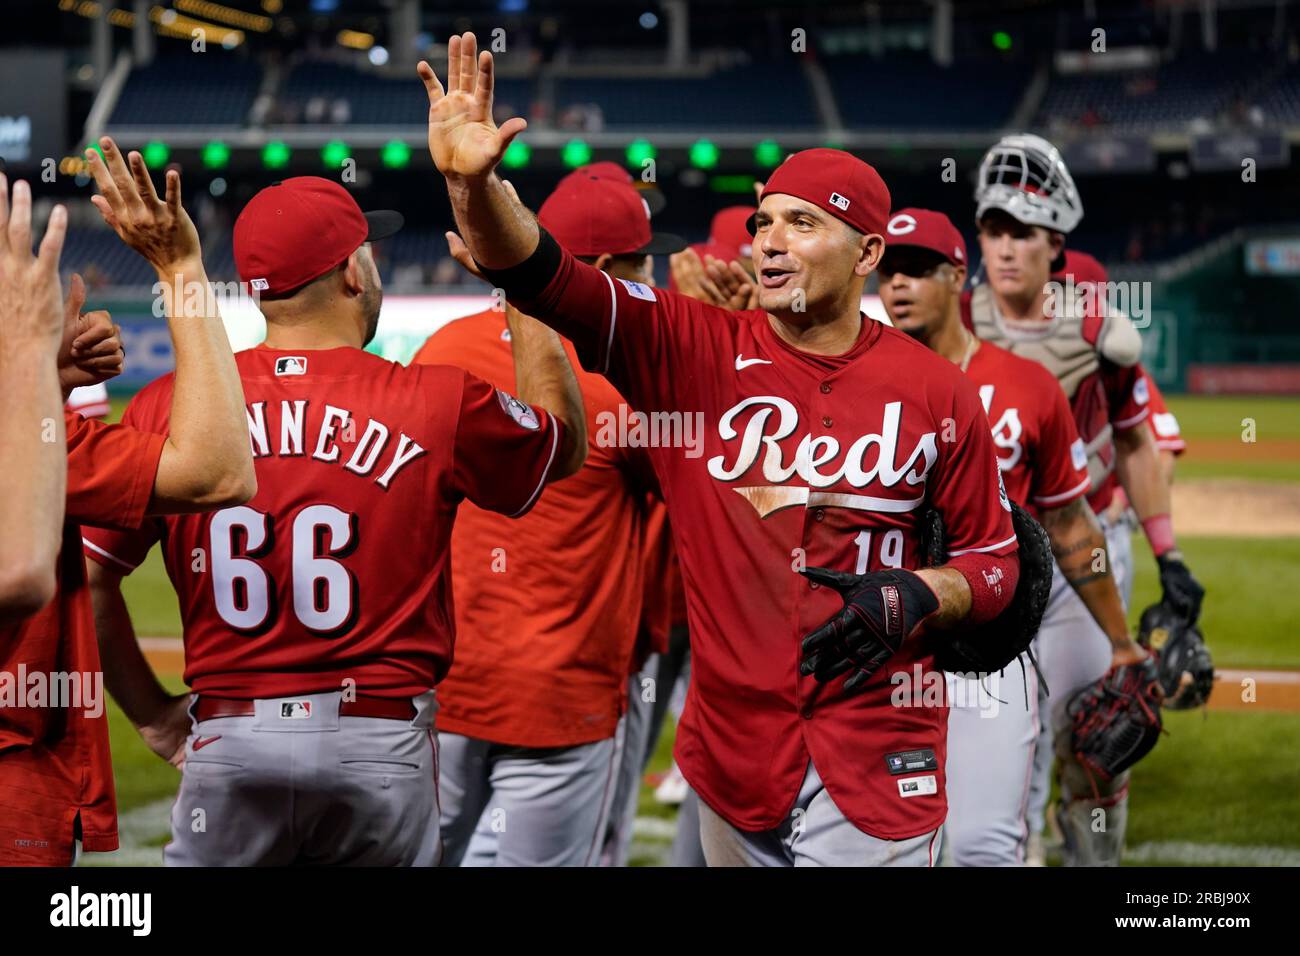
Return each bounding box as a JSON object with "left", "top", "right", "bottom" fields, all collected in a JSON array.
[
  {"left": 798, "top": 567, "right": 940, "bottom": 694},
  {"left": 919, "top": 499, "right": 1054, "bottom": 674},
  {"left": 1137, "top": 601, "right": 1215, "bottom": 710},
  {"left": 1067, "top": 658, "right": 1163, "bottom": 783}
]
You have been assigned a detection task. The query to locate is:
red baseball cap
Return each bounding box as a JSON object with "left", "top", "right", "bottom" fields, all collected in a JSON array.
[
  {"left": 753, "top": 148, "right": 891, "bottom": 238},
  {"left": 1052, "top": 249, "right": 1107, "bottom": 286},
  {"left": 882, "top": 208, "right": 967, "bottom": 266},
  {"left": 539, "top": 174, "right": 684, "bottom": 258},
  {"left": 565, "top": 161, "right": 667, "bottom": 214},
  {"left": 706, "top": 206, "right": 756, "bottom": 262},
  {"left": 234, "top": 177, "right": 403, "bottom": 296}
]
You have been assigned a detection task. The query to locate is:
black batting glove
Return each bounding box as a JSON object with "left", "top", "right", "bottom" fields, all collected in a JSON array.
[
  {"left": 1156, "top": 552, "right": 1205, "bottom": 624},
  {"left": 799, "top": 567, "right": 940, "bottom": 695}
]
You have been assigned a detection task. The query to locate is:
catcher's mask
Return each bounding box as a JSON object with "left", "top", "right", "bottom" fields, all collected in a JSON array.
[{"left": 974, "top": 133, "right": 1083, "bottom": 236}]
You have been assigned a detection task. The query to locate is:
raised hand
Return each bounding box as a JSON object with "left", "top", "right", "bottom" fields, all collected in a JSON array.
[
  {"left": 84, "top": 136, "right": 201, "bottom": 275},
  {"left": 0, "top": 173, "right": 68, "bottom": 348},
  {"left": 57, "top": 273, "right": 125, "bottom": 391},
  {"left": 418, "top": 32, "right": 528, "bottom": 180}
]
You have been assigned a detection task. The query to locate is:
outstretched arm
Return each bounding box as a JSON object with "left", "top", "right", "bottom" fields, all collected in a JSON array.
[
  {"left": 86, "top": 137, "right": 256, "bottom": 513},
  {"left": 0, "top": 175, "right": 67, "bottom": 623},
  {"left": 419, "top": 34, "right": 536, "bottom": 270}
]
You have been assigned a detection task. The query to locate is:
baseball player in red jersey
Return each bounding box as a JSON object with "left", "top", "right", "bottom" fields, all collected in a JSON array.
[
  {"left": 964, "top": 134, "right": 1203, "bottom": 865},
  {"left": 411, "top": 170, "right": 680, "bottom": 867},
  {"left": 1, "top": 143, "right": 256, "bottom": 865},
  {"left": 879, "top": 208, "right": 1144, "bottom": 866},
  {"left": 83, "top": 176, "right": 587, "bottom": 866},
  {"left": 420, "top": 35, "right": 1020, "bottom": 866}
]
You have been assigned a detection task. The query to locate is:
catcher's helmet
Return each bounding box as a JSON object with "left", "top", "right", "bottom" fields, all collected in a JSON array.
[
  {"left": 1137, "top": 602, "right": 1216, "bottom": 710},
  {"left": 974, "top": 133, "right": 1083, "bottom": 234}
]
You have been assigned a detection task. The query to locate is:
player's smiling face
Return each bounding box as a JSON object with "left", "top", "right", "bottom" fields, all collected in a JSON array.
[
  {"left": 977, "top": 210, "right": 1062, "bottom": 304},
  {"left": 751, "top": 194, "right": 876, "bottom": 320},
  {"left": 878, "top": 249, "right": 959, "bottom": 338}
]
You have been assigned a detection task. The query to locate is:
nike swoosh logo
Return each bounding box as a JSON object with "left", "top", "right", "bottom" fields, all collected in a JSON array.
[
  {"left": 192, "top": 735, "right": 222, "bottom": 752},
  {"left": 735, "top": 355, "right": 773, "bottom": 371}
]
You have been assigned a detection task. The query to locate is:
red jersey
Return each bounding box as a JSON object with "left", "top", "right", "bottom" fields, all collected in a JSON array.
[
  {"left": 1145, "top": 375, "right": 1186, "bottom": 455},
  {"left": 964, "top": 341, "right": 1090, "bottom": 514},
  {"left": 1079, "top": 361, "right": 1150, "bottom": 511},
  {"left": 506, "top": 249, "right": 1016, "bottom": 840},
  {"left": 631, "top": 498, "right": 675, "bottom": 675},
  {"left": 1, "top": 413, "right": 165, "bottom": 864},
  {"left": 82, "top": 346, "right": 563, "bottom": 700},
  {"left": 412, "top": 310, "right": 652, "bottom": 748},
  {"left": 961, "top": 286, "right": 1149, "bottom": 513}
]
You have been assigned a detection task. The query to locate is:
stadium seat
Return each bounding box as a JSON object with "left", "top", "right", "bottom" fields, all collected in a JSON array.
[{"left": 109, "top": 54, "right": 261, "bottom": 128}]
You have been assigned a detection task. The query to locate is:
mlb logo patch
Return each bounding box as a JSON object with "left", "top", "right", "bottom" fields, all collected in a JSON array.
[
  {"left": 887, "top": 754, "right": 905, "bottom": 773},
  {"left": 1134, "top": 376, "right": 1150, "bottom": 405},
  {"left": 828, "top": 192, "right": 851, "bottom": 211},
  {"left": 280, "top": 701, "right": 312, "bottom": 719},
  {"left": 276, "top": 356, "right": 308, "bottom": 376},
  {"left": 249, "top": 278, "right": 269, "bottom": 291}
]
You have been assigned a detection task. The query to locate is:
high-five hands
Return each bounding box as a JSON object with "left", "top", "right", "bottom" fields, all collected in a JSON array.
[
  {"left": 84, "top": 136, "right": 201, "bottom": 275},
  {"left": 418, "top": 32, "right": 528, "bottom": 180},
  {"left": 0, "top": 173, "right": 67, "bottom": 350}
]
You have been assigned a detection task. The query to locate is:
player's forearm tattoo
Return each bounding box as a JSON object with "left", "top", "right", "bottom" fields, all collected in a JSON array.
[{"left": 1043, "top": 498, "right": 1110, "bottom": 585}]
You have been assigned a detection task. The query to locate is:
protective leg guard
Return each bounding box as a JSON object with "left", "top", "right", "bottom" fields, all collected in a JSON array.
[{"left": 1055, "top": 731, "right": 1130, "bottom": 866}]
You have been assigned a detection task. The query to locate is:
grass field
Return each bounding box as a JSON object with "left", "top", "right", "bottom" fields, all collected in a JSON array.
[
  {"left": 92, "top": 392, "right": 1300, "bottom": 866},
  {"left": 1164, "top": 395, "right": 1300, "bottom": 482}
]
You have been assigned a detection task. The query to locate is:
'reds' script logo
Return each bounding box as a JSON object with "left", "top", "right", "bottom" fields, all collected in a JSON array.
[{"left": 706, "top": 396, "right": 937, "bottom": 517}]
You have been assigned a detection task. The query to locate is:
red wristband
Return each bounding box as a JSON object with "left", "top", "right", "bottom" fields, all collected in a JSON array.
[{"left": 1141, "top": 513, "right": 1176, "bottom": 557}]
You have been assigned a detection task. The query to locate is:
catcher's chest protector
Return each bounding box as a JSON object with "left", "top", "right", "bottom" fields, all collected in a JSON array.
[{"left": 968, "top": 283, "right": 1132, "bottom": 499}]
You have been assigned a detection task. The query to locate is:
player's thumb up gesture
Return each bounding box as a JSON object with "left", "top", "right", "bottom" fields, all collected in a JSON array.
[
  {"left": 85, "top": 136, "right": 201, "bottom": 276},
  {"left": 418, "top": 32, "right": 527, "bottom": 179}
]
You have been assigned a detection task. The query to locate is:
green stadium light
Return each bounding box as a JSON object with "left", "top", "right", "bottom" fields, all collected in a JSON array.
[
  {"left": 202, "top": 141, "right": 231, "bottom": 170},
  {"left": 142, "top": 140, "right": 170, "bottom": 169},
  {"left": 262, "top": 141, "right": 291, "bottom": 169},
  {"left": 754, "top": 140, "right": 782, "bottom": 169},
  {"left": 381, "top": 140, "right": 411, "bottom": 169},
  {"left": 625, "top": 139, "right": 656, "bottom": 168},
  {"left": 709, "top": 175, "right": 756, "bottom": 194},
  {"left": 561, "top": 139, "right": 592, "bottom": 169},
  {"left": 501, "top": 140, "right": 531, "bottom": 170},
  {"left": 689, "top": 140, "right": 720, "bottom": 170},
  {"left": 993, "top": 31, "right": 1012, "bottom": 51},
  {"left": 321, "top": 140, "right": 352, "bottom": 169}
]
